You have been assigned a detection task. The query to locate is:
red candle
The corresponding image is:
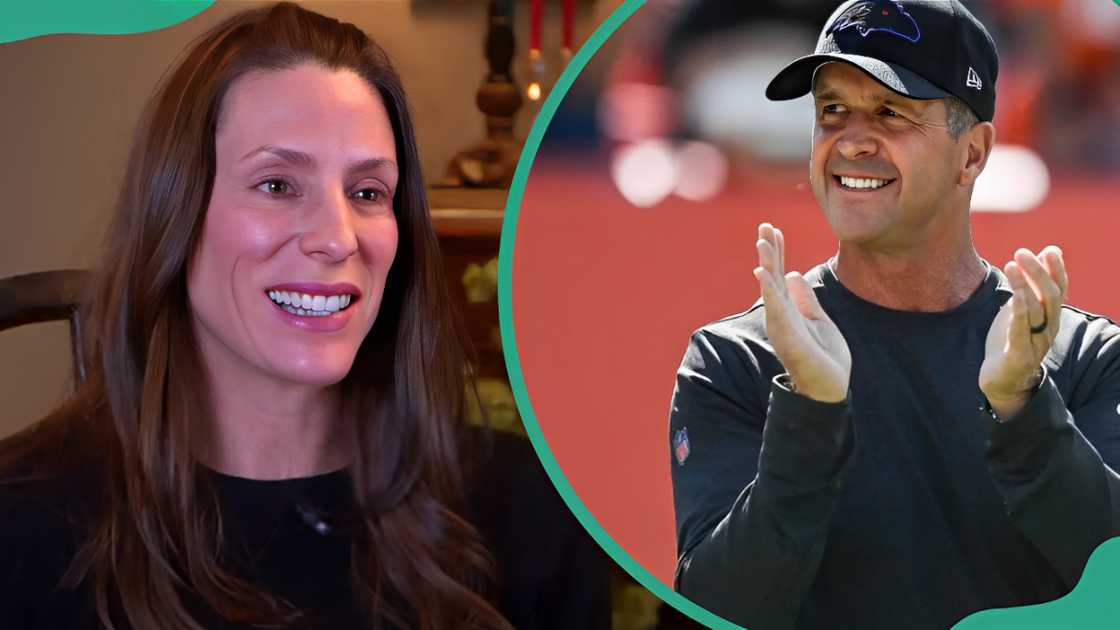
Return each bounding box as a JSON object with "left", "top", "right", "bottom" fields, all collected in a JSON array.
[
  {"left": 562, "top": 0, "right": 574, "bottom": 52},
  {"left": 530, "top": 0, "right": 542, "bottom": 52}
]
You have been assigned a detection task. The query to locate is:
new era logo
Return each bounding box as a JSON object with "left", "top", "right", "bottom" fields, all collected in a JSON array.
[{"left": 966, "top": 67, "right": 982, "bottom": 90}]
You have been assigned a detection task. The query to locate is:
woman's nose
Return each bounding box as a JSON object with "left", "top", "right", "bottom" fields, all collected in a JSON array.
[{"left": 299, "top": 191, "right": 359, "bottom": 262}]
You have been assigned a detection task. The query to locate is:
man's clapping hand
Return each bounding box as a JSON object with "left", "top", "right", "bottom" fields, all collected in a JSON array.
[
  {"left": 980, "top": 247, "right": 1069, "bottom": 420},
  {"left": 753, "top": 223, "right": 851, "bottom": 403}
]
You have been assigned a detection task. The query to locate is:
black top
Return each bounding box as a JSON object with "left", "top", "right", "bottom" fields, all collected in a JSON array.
[
  {"left": 0, "top": 428, "right": 611, "bottom": 629},
  {"left": 669, "top": 261, "right": 1120, "bottom": 630}
]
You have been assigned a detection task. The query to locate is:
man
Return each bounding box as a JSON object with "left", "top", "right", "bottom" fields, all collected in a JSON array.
[{"left": 668, "top": 1, "right": 1120, "bottom": 629}]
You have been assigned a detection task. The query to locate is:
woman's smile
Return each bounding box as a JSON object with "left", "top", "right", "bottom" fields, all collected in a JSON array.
[{"left": 263, "top": 282, "right": 363, "bottom": 332}]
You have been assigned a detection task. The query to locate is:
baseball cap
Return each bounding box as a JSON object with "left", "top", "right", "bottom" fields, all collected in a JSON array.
[{"left": 765, "top": 0, "right": 998, "bottom": 122}]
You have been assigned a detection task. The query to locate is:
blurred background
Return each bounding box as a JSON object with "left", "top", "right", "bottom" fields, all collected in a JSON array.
[{"left": 512, "top": 0, "right": 1120, "bottom": 626}]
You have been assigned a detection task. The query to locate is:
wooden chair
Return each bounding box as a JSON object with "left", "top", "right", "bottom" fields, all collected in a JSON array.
[{"left": 0, "top": 270, "right": 91, "bottom": 386}]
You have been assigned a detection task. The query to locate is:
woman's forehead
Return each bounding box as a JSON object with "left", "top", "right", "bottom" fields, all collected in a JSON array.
[{"left": 216, "top": 65, "right": 396, "bottom": 163}]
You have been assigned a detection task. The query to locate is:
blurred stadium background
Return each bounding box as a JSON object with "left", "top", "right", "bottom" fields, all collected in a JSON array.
[{"left": 512, "top": 2, "right": 1120, "bottom": 628}]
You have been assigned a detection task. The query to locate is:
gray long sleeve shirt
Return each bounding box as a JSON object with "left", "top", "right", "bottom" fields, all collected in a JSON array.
[{"left": 669, "top": 261, "right": 1120, "bottom": 629}]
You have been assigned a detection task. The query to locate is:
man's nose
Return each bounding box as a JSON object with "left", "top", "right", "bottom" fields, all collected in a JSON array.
[{"left": 835, "top": 114, "right": 880, "bottom": 161}]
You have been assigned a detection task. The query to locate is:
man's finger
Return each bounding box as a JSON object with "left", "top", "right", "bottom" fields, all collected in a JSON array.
[
  {"left": 1040, "top": 246, "right": 1068, "bottom": 300},
  {"left": 753, "top": 266, "right": 773, "bottom": 309},
  {"left": 1015, "top": 250, "right": 1061, "bottom": 329},
  {"left": 757, "top": 236, "right": 775, "bottom": 271},
  {"left": 759, "top": 224, "right": 784, "bottom": 279},
  {"left": 1006, "top": 262, "right": 1046, "bottom": 335},
  {"left": 774, "top": 226, "right": 786, "bottom": 281},
  {"left": 1039, "top": 246, "right": 1067, "bottom": 337},
  {"left": 1004, "top": 260, "right": 1025, "bottom": 291},
  {"left": 1015, "top": 249, "right": 1061, "bottom": 303},
  {"left": 758, "top": 223, "right": 775, "bottom": 247},
  {"left": 754, "top": 266, "right": 793, "bottom": 337},
  {"left": 756, "top": 239, "right": 771, "bottom": 274},
  {"left": 787, "top": 271, "right": 827, "bottom": 322},
  {"left": 754, "top": 265, "right": 780, "bottom": 305},
  {"left": 1008, "top": 284, "right": 1031, "bottom": 346},
  {"left": 757, "top": 239, "right": 787, "bottom": 299}
]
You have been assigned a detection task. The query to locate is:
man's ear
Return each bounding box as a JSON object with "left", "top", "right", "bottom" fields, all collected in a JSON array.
[{"left": 959, "top": 121, "right": 995, "bottom": 187}]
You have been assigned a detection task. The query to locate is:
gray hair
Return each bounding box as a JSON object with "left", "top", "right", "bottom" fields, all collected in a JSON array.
[{"left": 945, "top": 97, "right": 980, "bottom": 140}]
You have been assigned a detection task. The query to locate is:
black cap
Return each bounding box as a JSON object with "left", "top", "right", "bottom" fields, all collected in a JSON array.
[{"left": 765, "top": 0, "right": 998, "bottom": 122}]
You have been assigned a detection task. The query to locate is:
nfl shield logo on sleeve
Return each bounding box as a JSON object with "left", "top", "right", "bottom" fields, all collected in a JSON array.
[{"left": 673, "top": 427, "right": 691, "bottom": 466}]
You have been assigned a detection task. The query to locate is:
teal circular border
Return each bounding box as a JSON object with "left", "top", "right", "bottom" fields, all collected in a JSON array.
[
  {"left": 496, "top": 1, "right": 1120, "bottom": 629},
  {"left": 496, "top": 1, "right": 741, "bottom": 627}
]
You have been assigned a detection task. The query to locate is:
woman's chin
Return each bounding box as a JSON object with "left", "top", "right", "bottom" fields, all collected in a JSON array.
[{"left": 268, "top": 357, "right": 358, "bottom": 388}]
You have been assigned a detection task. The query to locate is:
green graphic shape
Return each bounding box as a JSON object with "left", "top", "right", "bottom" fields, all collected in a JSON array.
[
  {"left": 2, "top": 1, "right": 213, "bottom": 44},
  {"left": 494, "top": 1, "right": 1120, "bottom": 629},
  {"left": 954, "top": 537, "right": 1120, "bottom": 629}
]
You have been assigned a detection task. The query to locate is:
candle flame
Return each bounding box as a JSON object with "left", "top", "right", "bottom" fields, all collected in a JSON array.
[{"left": 527, "top": 82, "right": 542, "bottom": 101}]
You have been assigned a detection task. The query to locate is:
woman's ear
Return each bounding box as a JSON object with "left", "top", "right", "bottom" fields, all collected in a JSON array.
[{"left": 959, "top": 121, "right": 995, "bottom": 187}]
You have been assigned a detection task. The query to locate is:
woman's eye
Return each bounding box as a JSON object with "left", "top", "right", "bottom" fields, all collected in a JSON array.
[
  {"left": 256, "top": 179, "right": 295, "bottom": 196},
  {"left": 351, "top": 187, "right": 387, "bottom": 203}
]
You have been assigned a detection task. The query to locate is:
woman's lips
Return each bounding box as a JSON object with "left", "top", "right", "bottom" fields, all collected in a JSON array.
[
  {"left": 264, "top": 281, "right": 361, "bottom": 297},
  {"left": 263, "top": 284, "right": 362, "bottom": 332}
]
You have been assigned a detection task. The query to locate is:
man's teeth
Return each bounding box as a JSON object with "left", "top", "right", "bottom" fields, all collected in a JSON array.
[
  {"left": 839, "top": 176, "right": 891, "bottom": 190},
  {"left": 267, "top": 290, "right": 353, "bottom": 317}
]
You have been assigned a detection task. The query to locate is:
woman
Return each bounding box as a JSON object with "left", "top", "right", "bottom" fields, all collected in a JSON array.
[{"left": 0, "top": 4, "right": 607, "bottom": 629}]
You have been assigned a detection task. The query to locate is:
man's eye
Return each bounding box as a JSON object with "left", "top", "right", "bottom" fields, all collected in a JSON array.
[
  {"left": 880, "top": 107, "right": 901, "bottom": 118},
  {"left": 822, "top": 104, "right": 844, "bottom": 115}
]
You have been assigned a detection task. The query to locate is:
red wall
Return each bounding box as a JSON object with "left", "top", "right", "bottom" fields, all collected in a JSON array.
[{"left": 511, "top": 156, "right": 1120, "bottom": 587}]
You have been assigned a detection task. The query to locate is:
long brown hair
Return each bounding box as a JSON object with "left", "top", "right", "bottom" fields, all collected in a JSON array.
[{"left": 0, "top": 4, "right": 510, "bottom": 629}]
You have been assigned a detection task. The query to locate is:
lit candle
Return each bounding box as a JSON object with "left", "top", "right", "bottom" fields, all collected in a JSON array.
[
  {"left": 562, "top": 0, "right": 574, "bottom": 55},
  {"left": 529, "top": 0, "right": 542, "bottom": 53}
]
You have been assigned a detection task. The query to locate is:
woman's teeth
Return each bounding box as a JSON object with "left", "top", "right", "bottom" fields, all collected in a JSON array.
[
  {"left": 839, "top": 176, "right": 892, "bottom": 190},
  {"left": 267, "top": 290, "right": 353, "bottom": 317}
]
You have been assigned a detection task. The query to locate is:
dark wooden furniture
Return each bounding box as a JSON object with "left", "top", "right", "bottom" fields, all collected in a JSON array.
[
  {"left": 430, "top": 187, "right": 506, "bottom": 375},
  {"left": 429, "top": 187, "right": 521, "bottom": 431},
  {"left": 0, "top": 269, "right": 90, "bottom": 386}
]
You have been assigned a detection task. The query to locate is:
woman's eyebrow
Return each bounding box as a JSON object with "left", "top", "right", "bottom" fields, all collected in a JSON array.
[
  {"left": 240, "top": 145, "right": 315, "bottom": 166},
  {"left": 239, "top": 146, "right": 395, "bottom": 173},
  {"left": 347, "top": 157, "right": 397, "bottom": 174}
]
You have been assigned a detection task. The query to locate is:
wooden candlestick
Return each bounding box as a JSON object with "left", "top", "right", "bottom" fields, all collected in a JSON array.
[{"left": 442, "top": 0, "right": 523, "bottom": 188}]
